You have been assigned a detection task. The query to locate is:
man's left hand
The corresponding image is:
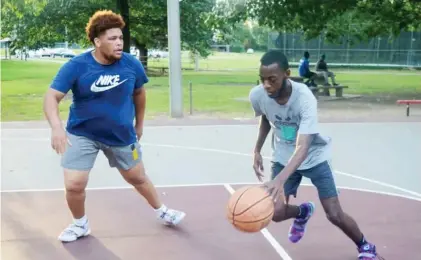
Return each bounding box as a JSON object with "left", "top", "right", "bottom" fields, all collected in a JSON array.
[{"left": 135, "top": 124, "right": 143, "bottom": 141}]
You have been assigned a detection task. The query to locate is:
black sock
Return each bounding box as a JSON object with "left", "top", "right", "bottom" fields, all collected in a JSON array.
[
  {"left": 297, "top": 204, "right": 308, "bottom": 219},
  {"left": 356, "top": 234, "right": 367, "bottom": 248}
]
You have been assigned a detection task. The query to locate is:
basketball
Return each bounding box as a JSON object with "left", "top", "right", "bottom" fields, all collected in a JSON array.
[{"left": 226, "top": 185, "right": 275, "bottom": 233}]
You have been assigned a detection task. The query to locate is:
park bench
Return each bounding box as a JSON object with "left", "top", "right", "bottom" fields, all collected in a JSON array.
[
  {"left": 254, "top": 77, "right": 348, "bottom": 98},
  {"left": 148, "top": 66, "right": 194, "bottom": 75},
  {"left": 151, "top": 66, "right": 169, "bottom": 74},
  {"left": 288, "top": 76, "right": 348, "bottom": 98},
  {"left": 396, "top": 99, "right": 421, "bottom": 116},
  {"left": 309, "top": 85, "right": 349, "bottom": 98}
]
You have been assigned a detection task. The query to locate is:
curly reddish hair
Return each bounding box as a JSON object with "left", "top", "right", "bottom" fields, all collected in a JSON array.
[{"left": 85, "top": 10, "right": 125, "bottom": 43}]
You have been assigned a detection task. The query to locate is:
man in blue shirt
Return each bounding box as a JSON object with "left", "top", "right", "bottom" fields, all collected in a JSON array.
[
  {"left": 298, "top": 51, "right": 317, "bottom": 86},
  {"left": 43, "top": 10, "right": 185, "bottom": 242}
]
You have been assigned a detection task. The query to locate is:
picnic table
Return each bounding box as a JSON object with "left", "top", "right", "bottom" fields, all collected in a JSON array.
[
  {"left": 309, "top": 85, "right": 349, "bottom": 98},
  {"left": 289, "top": 76, "right": 349, "bottom": 98},
  {"left": 254, "top": 76, "right": 348, "bottom": 98}
]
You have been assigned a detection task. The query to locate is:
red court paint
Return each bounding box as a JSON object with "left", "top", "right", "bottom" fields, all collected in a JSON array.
[
  {"left": 2, "top": 186, "right": 282, "bottom": 260},
  {"left": 231, "top": 184, "right": 421, "bottom": 260}
]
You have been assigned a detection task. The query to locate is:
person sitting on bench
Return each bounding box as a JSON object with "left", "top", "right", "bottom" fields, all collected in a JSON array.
[
  {"left": 298, "top": 51, "right": 317, "bottom": 87},
  {"left": 315, "top": 54, "right": 339, "bottom": 86}
]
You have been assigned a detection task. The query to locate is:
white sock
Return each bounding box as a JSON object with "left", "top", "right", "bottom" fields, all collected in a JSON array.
[
  {"left": 154, "top": 204, "right": 168, "bottom": 216},
  {"left": 73, "top": 215, "right": 88, "bottom": 226}
]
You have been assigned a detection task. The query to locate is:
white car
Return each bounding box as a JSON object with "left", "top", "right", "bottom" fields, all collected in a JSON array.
[
  {"left": 37, "top": 48, "right": 54, "bottom": 57},
  {"left": 54, "top": 48, "right": 76, "bottom": 58}
]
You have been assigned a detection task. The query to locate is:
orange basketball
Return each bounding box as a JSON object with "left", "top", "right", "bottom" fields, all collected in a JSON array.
[{"left": 226, "top": 185, "right": 275, "bottom": 233}]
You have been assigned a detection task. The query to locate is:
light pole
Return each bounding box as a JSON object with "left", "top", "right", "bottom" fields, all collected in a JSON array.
[{"left": 167, "top": 0, "right": 183, "bottom": 118}]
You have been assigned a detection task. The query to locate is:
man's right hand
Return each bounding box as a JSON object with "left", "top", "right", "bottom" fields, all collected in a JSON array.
[
  {"left": 253, "top": 152, "right": 265, "bottom": 182},
  {"left": 51, "top": 126, "right": 70, "bottom": 154}
]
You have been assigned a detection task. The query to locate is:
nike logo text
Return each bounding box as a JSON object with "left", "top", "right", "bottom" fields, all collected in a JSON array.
[{"left": 90, "top": 75, "right": 128, "bottom": 92}]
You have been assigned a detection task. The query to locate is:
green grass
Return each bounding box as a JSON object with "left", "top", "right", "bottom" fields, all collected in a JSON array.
[
  {"left": 1, "top": 57, "right": 421, "bottom": 121},
  {"left": 148, "top": 51, "right": 265, "bottom": 70}
]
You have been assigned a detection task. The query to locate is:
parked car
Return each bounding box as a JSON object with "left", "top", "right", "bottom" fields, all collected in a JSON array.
[
  {"left": 52, "top": 48, "right": 76, "bottom": 58},
  {"left": 37, "top": 48, "right": 54, "bottom": 57}
]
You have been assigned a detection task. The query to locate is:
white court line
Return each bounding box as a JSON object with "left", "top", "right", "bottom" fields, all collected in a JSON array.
[
  {"left": 2, "top": 138, "right": 421, "bottom": 198},
  {"left": 333, "top": 170, "right": 421, "bottom": 198},
  {"left": 147, "top": 144, "right": 421, "bottom": 198},
  {"left": 2, "top": 183, "right": 420, "bottom": 202},
  {"left": 223, "top": 184, "right": 293, "bottom": 260}
]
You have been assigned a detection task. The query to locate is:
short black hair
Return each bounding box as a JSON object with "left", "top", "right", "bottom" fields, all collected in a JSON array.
[
  {"left": 260, "top": 49, "right": 289, "bottom": 71},
  {"left": 304, "top": 51, "right": 310, "bottom": 58}
]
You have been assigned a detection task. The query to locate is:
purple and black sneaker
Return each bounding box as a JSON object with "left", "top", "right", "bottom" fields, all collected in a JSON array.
[
  {"left": 358, "top": 243, "right": 384, "bottom": 259},
  {"left": 288, "top": 202, "right": 315, "bottom": 243}
]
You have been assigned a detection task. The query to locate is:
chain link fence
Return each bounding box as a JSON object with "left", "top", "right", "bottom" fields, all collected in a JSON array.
[{"left": 268, "top": 30, "right": 420, "bottom": 68}]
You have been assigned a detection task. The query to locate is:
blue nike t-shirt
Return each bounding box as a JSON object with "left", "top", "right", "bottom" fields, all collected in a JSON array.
[{"left": 50, "top": 51, "right": 149, "bottom": 146}]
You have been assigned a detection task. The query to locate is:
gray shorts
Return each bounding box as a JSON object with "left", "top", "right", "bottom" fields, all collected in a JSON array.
[
  {"left": 271, "top": 160, "right": 338, "bottom": 199},
  {"left": 62, "top": 132, "right": 142, "bottom": 171}
]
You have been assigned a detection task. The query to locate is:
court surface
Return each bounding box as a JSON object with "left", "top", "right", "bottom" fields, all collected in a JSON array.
[{"left": 2, "top": 122, "right": 421, "bottom": 260}]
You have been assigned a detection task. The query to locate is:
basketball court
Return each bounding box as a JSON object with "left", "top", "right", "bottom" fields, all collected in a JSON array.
[{"left": 2, "top": 121, "right": 421, "bottom": 260}]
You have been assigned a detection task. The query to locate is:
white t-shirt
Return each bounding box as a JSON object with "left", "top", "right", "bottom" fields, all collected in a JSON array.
[{"left": 249, "top": 79, "right": 332, "bottom": 170}]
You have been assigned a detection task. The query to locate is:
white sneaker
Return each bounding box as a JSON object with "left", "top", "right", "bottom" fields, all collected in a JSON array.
[
  {"left": 157, "top": 208, "right": 186, "bottom": 226},
  {"left": 58, "top": 222, "right": 91, "bottom": 242}
]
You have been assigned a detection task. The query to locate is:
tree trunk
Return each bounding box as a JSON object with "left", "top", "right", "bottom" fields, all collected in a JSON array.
[{"left": 117, "top": 0, "right": 130, "bottom": 53}]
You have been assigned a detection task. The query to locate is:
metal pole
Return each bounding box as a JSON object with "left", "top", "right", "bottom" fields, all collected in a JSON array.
[
  {"left": 194, "top": 54, "right": 199, "bottom": 71},
  {"left": 317, "top": 34, "right": 321, "bottom": 58},
  {"left": 346, "top": 23, "right": 351, "bottom": 65},
  {"left": 65, "top": 26, "right": 68, "bottom": 49},
  {"left": 292, "top": 35, "right": 295, "bottom": 62},
  {"left": 189, "top": 81, "right": 193, "bottom": 115},
  {"left": 407, "top": 31, "right": 414, "bottom": 66},
  {"left": 167, "top": 0, "right": 183, "bottom": 118},
  {"left": 267, "top": 32, "right": 270, "bottom": 51},
  {"left": 283, "top": 30, "right": 287, "bottom": 53}
]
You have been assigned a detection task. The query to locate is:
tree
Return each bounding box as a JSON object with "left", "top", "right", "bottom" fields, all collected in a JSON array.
[
  {"left": 129, "top": 0, "right": 217, "bottom": 65},
  {"left": 1, "top": 0, "right": 220, "bottom": 67},
  {"left": 1, "top": 0, "right": 54, "bottom": 52},
  {"left": 116, "top": 0, "right": 130, "bottom": 53},
  {"left": 230, "top": 0, "right": 421, "bottom": 44},
  {"left": 212, "top": 21, "right": 271, "bottom": 52}
]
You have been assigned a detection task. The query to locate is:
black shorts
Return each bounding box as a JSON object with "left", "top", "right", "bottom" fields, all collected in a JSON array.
[{"left": 271, "top": 161, "right": 339, "bottom": 199}]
